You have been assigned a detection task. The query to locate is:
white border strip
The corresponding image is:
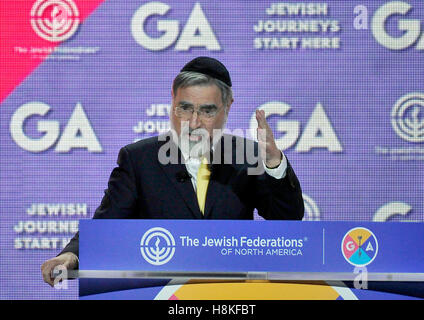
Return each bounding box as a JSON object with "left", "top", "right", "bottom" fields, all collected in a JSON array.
[{"left": 65, "top": 270, "right": 424, "bottom": 282}]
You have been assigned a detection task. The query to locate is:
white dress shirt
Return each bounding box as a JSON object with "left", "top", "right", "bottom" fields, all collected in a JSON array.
[{"left": 182, "top": 149, "right": 288, "bottom": 192}]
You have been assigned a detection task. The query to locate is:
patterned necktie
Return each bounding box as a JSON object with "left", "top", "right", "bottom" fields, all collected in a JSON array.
[{"left": 196, "top": 157, "right": 211, "bottom": 215}]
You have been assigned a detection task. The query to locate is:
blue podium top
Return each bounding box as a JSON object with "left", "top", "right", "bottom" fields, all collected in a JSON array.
[{"left": 79, "top": 220, "right": 424, "bottom": 274}]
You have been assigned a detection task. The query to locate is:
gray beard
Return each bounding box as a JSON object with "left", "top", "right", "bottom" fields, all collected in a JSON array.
[
  {"left": 170, "top": 118, "right": 227, "bottom": 159},
  {"left": 184, "top": 128, "right": 211, "bottom": 159}
]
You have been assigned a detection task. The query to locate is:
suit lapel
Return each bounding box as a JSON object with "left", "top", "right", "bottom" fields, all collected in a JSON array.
[
  {"left": 156, "top": 136, "right": 203, "bottom": 219},
  {"left": 203, "top": 135, "right": 236, "bottom": 218},
  {"left": 203, "top": 164, "right": 234, "bottom": 218}
]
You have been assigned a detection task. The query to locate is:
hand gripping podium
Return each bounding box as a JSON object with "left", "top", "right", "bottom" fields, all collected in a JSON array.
[{"left": 75, "top": 220, "right": 424, "bottom": 300}]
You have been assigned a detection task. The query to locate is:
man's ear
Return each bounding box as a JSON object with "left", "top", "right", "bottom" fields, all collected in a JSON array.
[
  {"left": 171, "top": 86, "right": 179, "bottom": 98},
  {"left": 226, "top": 98, "right": 234, "bottom": 114}
]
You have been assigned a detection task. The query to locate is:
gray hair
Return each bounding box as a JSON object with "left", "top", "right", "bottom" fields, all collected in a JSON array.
[{"left": 172, "top": 71, "right": 233, "bottom": 109}]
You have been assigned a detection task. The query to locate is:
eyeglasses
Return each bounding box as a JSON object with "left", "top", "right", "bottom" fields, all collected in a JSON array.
[{"left": 174, "top": 105, "right": 224, "bottom": 120}]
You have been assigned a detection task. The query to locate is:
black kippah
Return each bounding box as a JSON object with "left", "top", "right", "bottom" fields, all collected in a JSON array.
[{"left": 180, "top": 56, "right": 232, "bottom": 87}]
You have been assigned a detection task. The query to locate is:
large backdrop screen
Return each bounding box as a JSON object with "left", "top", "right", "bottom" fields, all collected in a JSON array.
[{"left": 0, "top": 0, "right": 423, "bottom": 300}]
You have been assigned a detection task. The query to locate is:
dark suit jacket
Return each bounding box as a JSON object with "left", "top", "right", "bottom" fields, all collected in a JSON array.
[{"left": 61, "top": 133, "right": 304, "bottom": 257}]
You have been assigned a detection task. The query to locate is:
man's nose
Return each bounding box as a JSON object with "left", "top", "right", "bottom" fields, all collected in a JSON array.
[{"left": 189, "top": 110, "right": 201, "bottom": 128}]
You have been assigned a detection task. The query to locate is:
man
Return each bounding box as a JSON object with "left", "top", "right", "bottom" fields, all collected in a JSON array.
[{"left": 41, "top": 57, "right": 304, "bottom": 286}]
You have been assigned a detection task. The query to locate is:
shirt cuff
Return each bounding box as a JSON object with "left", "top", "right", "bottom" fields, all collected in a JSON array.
[{"left": 263, "top": 152, "right": 287, "bottom": 179}]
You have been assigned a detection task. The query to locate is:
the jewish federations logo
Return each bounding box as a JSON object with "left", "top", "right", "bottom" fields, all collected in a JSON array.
[
  {"left": 30, "top": 0, "right": 80, "bottom": 42},
  {"left": 341, "top": 227, "right": 378, "bottom": 267},
  {"left": 140, "top": 227, "right": 176, "bottom": 265},
  {"left": 391, "top": 93, "right": 424, "bottom": 143},
  {"left": 375, "top": 93, "right": 424, "bottom": 160}
]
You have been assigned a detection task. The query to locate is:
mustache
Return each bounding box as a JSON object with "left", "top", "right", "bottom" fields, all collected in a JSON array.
[{"left": 181, "top": 126, "right": 210, "bottom": 137}]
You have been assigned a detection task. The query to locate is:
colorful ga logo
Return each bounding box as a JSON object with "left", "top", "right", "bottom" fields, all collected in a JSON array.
[{"left": 341, "top": 227, "right": 378, "bottom": 267}]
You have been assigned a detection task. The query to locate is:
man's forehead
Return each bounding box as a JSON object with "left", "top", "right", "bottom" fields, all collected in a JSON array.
[{"left": 173, "top": 84, "right": 221, "bottom": 98}]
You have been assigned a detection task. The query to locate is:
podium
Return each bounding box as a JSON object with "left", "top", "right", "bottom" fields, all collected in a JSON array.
[{"left": 76, "top": 220, "right": 424, "bottom": 300}]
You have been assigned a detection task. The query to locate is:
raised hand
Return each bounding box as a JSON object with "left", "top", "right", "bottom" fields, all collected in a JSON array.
[{"left": 256, "top": 109, "right": 283, "bottom": 168}]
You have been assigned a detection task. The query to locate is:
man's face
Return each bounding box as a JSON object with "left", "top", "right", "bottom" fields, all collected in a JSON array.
[{"left": 170, "top": 84, "right": 231, "bottom": 156}]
